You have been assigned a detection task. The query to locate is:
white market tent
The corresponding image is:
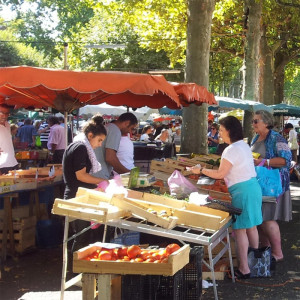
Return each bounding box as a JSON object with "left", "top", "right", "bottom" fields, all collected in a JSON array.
[{"left": 79, "top": 103, "right": 158, "bottom": 121}]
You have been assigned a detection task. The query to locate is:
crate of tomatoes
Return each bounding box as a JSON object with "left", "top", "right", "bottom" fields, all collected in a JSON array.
[{"left": 73, "top": 242, "right": 190, "bottom": 276}]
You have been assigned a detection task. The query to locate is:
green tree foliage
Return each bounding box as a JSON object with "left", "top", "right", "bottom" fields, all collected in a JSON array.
[{"left": 0, "top": 25, "right": 46, "bottom": 66}]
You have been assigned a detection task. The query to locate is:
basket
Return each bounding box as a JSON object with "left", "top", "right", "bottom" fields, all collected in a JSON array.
[{"left": 121, "top": 246, "right": 203, "bottom": 300}]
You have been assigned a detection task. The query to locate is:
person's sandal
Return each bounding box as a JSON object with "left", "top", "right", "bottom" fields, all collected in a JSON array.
[{"left": 234, "top": 269, "right": 251, "bottom": 279}]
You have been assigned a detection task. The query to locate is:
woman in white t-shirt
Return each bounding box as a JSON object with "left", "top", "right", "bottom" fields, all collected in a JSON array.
[
  {"left": 285, "top": 123, "right": 298, "bottom": 163},
  {"left": 140, "top": 125, "right": 153, "bottom": 142},
  {"left": 188, "top": 116, "right": 262, "bottom": 279}
]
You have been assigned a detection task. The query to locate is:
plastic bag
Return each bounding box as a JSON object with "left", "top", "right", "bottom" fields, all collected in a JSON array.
[
  {"left": 168, "top": 170, "right": 198, "bottom": 199},
  {"left": 255, "top": 160, "right": 282, "bottom": 197},
  {"left": 105, "top": 172, "right": 128, "bottom": 197}
]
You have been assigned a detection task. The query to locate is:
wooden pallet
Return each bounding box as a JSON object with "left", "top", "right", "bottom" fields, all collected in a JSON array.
[{"left": 0, "top": 216, "right": 36, "bottom": 253}]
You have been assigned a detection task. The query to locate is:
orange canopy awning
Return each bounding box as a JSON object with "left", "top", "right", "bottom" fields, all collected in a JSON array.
[
  {"left": 153, "top": 116, "right": 173, "bottom": 122},
  {"left": 172, "top": 82, "right": 217, "bottom": 106},
  {"left": 0, "top": 66, "right": 181, "bottom": 112}
]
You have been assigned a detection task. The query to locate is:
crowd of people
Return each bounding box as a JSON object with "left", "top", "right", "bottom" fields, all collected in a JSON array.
[{"left": 0, "top": 103, "right": 295, "bottom": 279}]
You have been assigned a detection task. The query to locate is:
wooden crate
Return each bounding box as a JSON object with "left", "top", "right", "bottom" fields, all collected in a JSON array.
[
  {"left": 198, "top": 188, "right": 232, "bottom": 202},
  {"left": 126, "top": 191, "right": 230, "bottom": 232},
  {"left": 0, "top": 204, "right": 48, "bottom": 220},
  {"left": 73, "top": 244, "right": 190, "bottom": 276},
  {"left": 110, "top": 195, "right": 178, "bottom": 229},
  {"left": 76, "top": 188, "right": 231, "bottom": 232},
  {"left": 173, "top": 203, "right": 231, "bottom": 232},
  {"left": 150, "top": 160, "right": 190, "bottom": 175},
  {"left": 0, "top": 216, "right": 36, "bottom": 253},
  {"left": 52, "top": 193, "right": 130, "bottom": 223}
]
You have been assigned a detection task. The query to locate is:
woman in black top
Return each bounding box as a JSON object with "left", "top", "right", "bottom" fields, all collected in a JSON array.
[
  {"left": 63, "top": 114, "right": 107, "bottom": 199},
  {"left": 63, "top": 115, "right": 108, "bottom": 250}
]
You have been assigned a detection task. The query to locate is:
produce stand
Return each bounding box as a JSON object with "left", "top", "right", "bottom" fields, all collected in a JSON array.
[
  {"left": 53, "top": 187, "right": 235, "bottom": 300},
  {"left": 73, "top": 243, "right": 190, "bottom": 300},
  {"left": 0, "top": 166, "right": 64, "bottom": 273}
]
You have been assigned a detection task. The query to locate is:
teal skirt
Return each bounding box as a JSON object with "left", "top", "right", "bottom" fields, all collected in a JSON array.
[{"left": 228, "top": 177, "right": 263, "bottom": 230}]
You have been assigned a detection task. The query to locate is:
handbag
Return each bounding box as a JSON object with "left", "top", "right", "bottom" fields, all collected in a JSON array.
[
  {"left": 255, "top": 159, "right": 282, "bottom": 197},
  {"left": 248, "top": 246, "right": 272, "bottom": 278}
]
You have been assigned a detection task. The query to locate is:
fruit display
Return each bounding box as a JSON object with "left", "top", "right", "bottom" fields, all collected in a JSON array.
[
  {"left": 74, "top": 242, "right": 189, "bottom": 276},
  {"left": 81, "top": 243, "right": 181, "bottom": 263},
  {"left": 201, "top": 179, "right": 229, "bottom": 193}
]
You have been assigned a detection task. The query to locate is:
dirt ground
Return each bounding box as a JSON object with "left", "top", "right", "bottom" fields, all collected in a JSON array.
[{"left": 0, "top": 183, "right": 300, "bottom": 300}]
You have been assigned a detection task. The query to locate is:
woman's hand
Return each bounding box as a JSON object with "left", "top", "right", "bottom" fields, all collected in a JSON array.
[
  {"left": 253, "top": 158, "right": 263, "bottom": 166},
  {"left": 186, "top": 164, "right": 201, "bottom": 174}
]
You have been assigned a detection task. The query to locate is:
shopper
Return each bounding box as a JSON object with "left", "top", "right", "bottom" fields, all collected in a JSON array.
[
  {"left": 251, "top": 110, "right": 292, "bottom": 263},
  {"left": 0, "top": 104, "right": 18, "bottom": 175},
  {"left": 188, "top": 116, "right": 262, "bottom": 279},
  {"left": 47, "top": 116, "right": 66, "bottom": 164},
  {"left": 140, "top": 125, "right": 153, "bottom": 142},
  {"left": 207, "top": 122, "right": 219, "bottom": 148},
  {"left": 38, "top": 118, "right": 50, "bottom": 149},
  {"left": 284, "top": 123, "right": 298, "bottom": 163},
  {"left": 15, "top": 118, "right": 37, "bottom": 147}
]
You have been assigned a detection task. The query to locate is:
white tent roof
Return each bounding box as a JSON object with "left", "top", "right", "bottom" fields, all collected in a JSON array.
[{"left": 79, "top": 103, "right": 158, "bottom": 121}]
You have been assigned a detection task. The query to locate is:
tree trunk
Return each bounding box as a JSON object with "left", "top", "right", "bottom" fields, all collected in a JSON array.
[
  {"left": 242, "top": 0, "right": 262, "bottom": 141},
  {"left": 259, "top": 25, "right": 275, "bottom": 105},
  {"left": 274, "top": 51, "right": 290, "bottom": 104},
  {"left": 181, "top": 0, "right": 215, "bottom": 154}
]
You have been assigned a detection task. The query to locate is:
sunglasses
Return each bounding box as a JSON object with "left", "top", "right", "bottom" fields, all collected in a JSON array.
[
  {"left": 211, "top": 127, "right": 216, "bottom": 130},
  {"left": 252, "top": 119, "right": 263, "bottom": 124}
]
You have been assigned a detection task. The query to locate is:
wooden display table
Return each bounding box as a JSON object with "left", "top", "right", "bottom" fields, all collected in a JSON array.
[{"left": 53, "top": 187, "right": 234, "bottom": 300}]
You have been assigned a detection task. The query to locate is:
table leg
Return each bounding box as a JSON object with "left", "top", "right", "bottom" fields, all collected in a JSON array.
[
  {"left": 29, "top": 190, "right": 40, "bottom": 220},
  {"left": 82, "top": 273, "right": 96, "bottom": 300},
  {"left": 207, "top": 243, "right": 218, "bottom": 300},
  {"left": 34, "top": 190, "right": 40, "bottom": 220},
  {"left": 60, "top": 216, "right": 69, "bottom": 300},
  {"left": 226, "top": 228, "right": 235, "bottom": 283},
  {"left": 2, "top": 196, "right": 16, "bottom": 259},
  {"left": 98, "top": 274, "right": 112, "bottom": 300}
]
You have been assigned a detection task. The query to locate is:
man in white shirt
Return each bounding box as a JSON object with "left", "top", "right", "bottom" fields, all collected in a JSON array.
[{"left": 0, "top": 104, "right": 18, "bottom": 175}]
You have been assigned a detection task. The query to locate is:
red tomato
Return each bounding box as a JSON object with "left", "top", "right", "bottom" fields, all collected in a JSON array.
[
  {"left": 117, "top": 247, "right": 128, "bottom": 258},
  {"left": 122, "top": 256, "right": 130, "bottom": 261},
  {"left": 151, "top": 253, "right": 162, "bottom": 261},
  {"left": 139, "top": 251, "right": 150, "bottom": 261},
  {"left": 99, "top": 251, "right": 112, "bottom": 260},
  {"left": 111, "top": 253, "right": 118, "bottom": 261},
  {"left": 127, "top": 245, "right": 141, "bottom": 259},
  {"left": 135, "top": 257, "right": 144, "bottom": 263},
  {"left": 158, "top": 249, "right": 168, "bottom": 259},
  {"left": 102, "top": 248, "right": 114, "bottom": 255},
  {"left": 161, "top": 257, "right": 169, "bottom": 263},
  {"left": 165, "top": 244, "right": 181, "bottom": 255}
]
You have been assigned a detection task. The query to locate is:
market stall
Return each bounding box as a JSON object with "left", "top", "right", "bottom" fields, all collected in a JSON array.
[
  {"left": 0, "top": 165, "right": 63, "bottom": 261},
  {"left": 52, "top": 186, "right": 234, "bottom": 300}
]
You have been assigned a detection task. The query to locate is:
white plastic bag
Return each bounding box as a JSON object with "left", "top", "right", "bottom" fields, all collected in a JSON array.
[{"left": 168, "top": 170, "right": 198, "bottom": 199}]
